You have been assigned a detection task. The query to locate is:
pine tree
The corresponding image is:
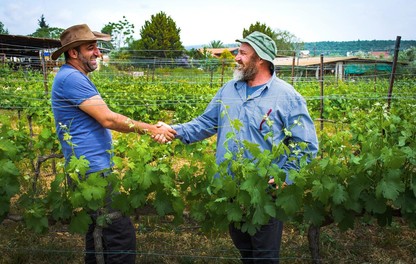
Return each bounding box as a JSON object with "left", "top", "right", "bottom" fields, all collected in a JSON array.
[{"left": 136, "top": 11, "right": 184, "bottom": 58}]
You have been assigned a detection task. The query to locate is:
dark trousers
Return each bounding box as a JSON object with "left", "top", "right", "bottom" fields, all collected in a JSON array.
[
  {"left": 85, "top": 215, "right": 136, "bottom": 264},
  {"left": 229, "top": 217, "right": 283, "bottom": 264}
]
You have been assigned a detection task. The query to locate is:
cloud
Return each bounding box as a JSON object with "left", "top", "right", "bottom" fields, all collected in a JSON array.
[{"left": 1, "top": 0, "right": 415, "bottom": 43}]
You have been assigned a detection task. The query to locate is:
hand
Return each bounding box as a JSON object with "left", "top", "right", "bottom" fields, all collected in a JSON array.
[
  {"left": 268, "top": 178, "right": 287, "bottom": 190},
  {"left": 150, "top": 121, "right": 176, "bottom": 143}
]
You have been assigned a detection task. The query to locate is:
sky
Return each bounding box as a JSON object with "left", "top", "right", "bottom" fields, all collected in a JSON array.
[{"left": 1, "top": 0, "right": 415, "bottom": 47}]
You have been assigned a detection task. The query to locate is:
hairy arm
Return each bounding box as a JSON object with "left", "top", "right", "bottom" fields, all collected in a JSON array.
[{"left": 79, "top": 95, "right": 176, "bottom": 141}]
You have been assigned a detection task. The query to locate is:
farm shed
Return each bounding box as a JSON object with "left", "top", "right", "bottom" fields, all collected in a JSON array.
[
  {"left": 0, "top": 34, "right": 61, "bottom": 70},
  {"left": 273, "top": 56, "right": 395, "bottom": 80}
]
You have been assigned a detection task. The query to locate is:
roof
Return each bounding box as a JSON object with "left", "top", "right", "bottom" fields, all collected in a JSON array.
[
  {"left": 0, "top": 34, "right": 61, "bottom": 58},
  {"left": 273, "top": 56, "right": 396, "bottom": 67}
]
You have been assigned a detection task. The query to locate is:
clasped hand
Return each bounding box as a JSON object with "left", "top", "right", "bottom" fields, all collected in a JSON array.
[{"left": 151, "top": 121, "right": 176, "bottom": 144}]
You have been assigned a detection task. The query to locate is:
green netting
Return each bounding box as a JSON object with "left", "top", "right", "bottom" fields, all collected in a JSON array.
[{"left": 344, "top": 63, "right": 392, "bottom": 74}]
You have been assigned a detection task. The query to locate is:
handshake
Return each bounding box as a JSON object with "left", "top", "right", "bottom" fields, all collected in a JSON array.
[{"left": 151, "top": 121, "right": 176, "bottom": 144}]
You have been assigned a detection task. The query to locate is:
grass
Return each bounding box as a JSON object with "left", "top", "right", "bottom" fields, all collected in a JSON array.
[{"left": 1, "top": 214, "right": 415, "bottom": 264}]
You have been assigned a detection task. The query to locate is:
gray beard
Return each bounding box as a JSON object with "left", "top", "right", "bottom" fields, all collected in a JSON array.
[
  {"left": 233, "top": 63, "right": 258, "bottom": 82},
  {"left": 233, "top": 68, "right": 244, "bottom": 81}
]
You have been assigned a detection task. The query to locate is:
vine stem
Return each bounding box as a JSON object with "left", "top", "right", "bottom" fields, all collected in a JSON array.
[{"left": 308, "top": 224, "right": 321, "bottom": 264}]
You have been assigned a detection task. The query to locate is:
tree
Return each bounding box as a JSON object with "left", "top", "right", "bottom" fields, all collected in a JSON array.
[
  {"left": 274, "top": 29, "right": 303, "bottom": 56},
  {"left": 30, "top": 14, "right": 63, "bottom": 39},
  {"left": 219, "top": 49, "right": 236, "bottom": 71},
  {"left": 208, "top": 40, "right": 224, "bottom": 48},
  {"left": 242, "top": 22, "right": 274, "bottom": 39},
  {"left": 38, "top": 14, "right": 48, "bottom": 29},
  {"left": 399, "top": 46, "right": 416, "bottom": 63},
  {"left": 399, "top": 46, "right": 416, "bottom": 74},
  {"left": 0, "top": 21, "right": 9, "bottom": 34},
  {"left": 241, "top": 22, "right": 300, "bottom": 56},
  {"left": 102, "top": 16, "right": 135, "bottom": 50},
  {"left": 185, "top": 48, "right": 206, "bottom": 60},
  {"left": 134, "top": 11, "right": 184, "bottom": 58}
]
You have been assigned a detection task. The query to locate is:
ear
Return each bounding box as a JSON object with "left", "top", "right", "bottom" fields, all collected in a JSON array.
[{"left": 68, "top": 48, "right": 78, "bottom": 59}]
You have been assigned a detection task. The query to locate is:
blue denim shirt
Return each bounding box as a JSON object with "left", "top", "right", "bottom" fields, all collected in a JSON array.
[{"left": 172, "top": 73, "right": 318, "bottom": 184}]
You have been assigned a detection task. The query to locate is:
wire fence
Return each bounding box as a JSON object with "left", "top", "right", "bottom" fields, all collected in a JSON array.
[{"left": 1, "top": 46, "right": 416, "bottom": 263}]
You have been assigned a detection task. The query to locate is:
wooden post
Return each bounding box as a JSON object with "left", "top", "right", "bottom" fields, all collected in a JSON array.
[
  {"left": 291, "top": 52, "right": 296, "bottom": 86},
  {"left": 320, "top": 54, "right": 324, "bottom": 131},
  {"left": 210, "top": 68, "right": 214, "bottom": 88},
  {"left": 221, "top": 59, "right": 225, "bottom": 87},
  {"left": 387, "top": 36, "right": 401, "bottom": 111},
  {"left": 41, "top": 50, "right": 48, "bottom": 95},
  {"left": 374, "top": 63, "right": 377, "bottom": 92},
  {"left": 152, "top": 57, "right": 156, "bottom": 82}
]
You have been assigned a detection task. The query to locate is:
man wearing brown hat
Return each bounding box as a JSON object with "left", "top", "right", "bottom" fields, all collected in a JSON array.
[
  {"left": 51, "top": 24, "right": 176, "bottom": 263},
  {"left": 158, "top": 31, "right": 319, "bottom": 263}
]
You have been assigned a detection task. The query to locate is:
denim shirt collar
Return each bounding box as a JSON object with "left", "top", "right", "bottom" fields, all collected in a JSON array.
[{"left": 233, "top": 72, "right": 277, "bottom": 100}]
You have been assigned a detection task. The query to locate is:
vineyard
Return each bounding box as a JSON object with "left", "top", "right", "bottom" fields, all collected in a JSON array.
[{"left": 0, "top": 59, "right": 415, "bottom": 263}]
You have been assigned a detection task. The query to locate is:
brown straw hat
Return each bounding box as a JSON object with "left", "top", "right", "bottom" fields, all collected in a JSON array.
[{"left": 51, "top": 24, "right": 111, "bottom": 60}]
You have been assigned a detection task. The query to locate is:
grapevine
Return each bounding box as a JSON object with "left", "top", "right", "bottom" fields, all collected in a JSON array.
[{"left": 0, "top": 66, "right": 415, "bottom": 262}]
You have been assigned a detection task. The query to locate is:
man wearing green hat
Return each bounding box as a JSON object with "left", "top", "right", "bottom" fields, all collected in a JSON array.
[{"left": 159, "top": 31, "right": 318, "bottom": 263}]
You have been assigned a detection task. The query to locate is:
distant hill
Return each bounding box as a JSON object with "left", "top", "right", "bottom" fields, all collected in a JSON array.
[{"left": 303, "top": 40, "right": 416, "bottom": 56}]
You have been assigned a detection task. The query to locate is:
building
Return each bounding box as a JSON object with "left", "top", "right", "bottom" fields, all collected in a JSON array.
[
  {"left": 0, "top": 34, "right": 61, "bottom": 70},
  {"left": 273, "top": 56, "right": 396, "bottom": 80}
]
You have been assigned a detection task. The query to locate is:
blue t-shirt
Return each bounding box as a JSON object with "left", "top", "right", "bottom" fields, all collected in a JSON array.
[
  {"left": 246, "top": 84, "right": 264, "bottom": 99},
  {"left": 51, "top": 64, "right": 113, "bottom": 174}
]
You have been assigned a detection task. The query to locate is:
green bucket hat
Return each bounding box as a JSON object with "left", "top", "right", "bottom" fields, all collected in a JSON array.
[{"left": 236, "top": 31, "right": 277, "bottom": 67}]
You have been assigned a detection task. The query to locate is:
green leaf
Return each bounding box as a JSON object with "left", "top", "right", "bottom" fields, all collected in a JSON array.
[
  {"left": 332, "top": 184, "right": 347, "bottom": 205},
  {"left": 81, "top": 185, "right": 105, "bottom": 202},
  {"left": 230, "top": 119, "right": 243, "bottom": 131},
  {"left": 67, "top": 155, "right": 90, "bottom": 177},
  {"left": 243, "top": 140, "right": 261, "bottom": 158},
  {"left": 24, "top": 205, "right": 49, "bottom": 234},
  {"left": 190, "top": 202, "right": 206, "bottom": 222},
  {"left": 214, "top": 197, "right": 227, "bottom": 203},
  {"left": 69, "top": 191, "right": 84, "bottom": 208},
  {"left": 226, "top": 203, "right": 243, "bottom": 222},
  {"left": 224, "top": 151, "right": 233, "bottom": 160},
  {"left": 160, "top": 172, "right": 175, "bottom": 189},
  {"left": 111, "top": 193, "right": 130, "bottom": 213},
  {"left": 153, "top": 192, "right": 173, "bottom": 216},
  {"left": 69, "top": 210, "right": 92, "bottom": 234},
  {"left": 264, "top": 202, "right": 276, "bottom": 218},
  {"left": 363, "top": 194, "right": 387, "bottom": 214},
  {"left": 87, "top": 173, "right": 108, "bottom": 187},
  {"left": 0, "top": 159, "right": 20, "bottom": 177},
  {"left": 112, "top": 156, "right": 124, "bottom": 168},
  {"left": 137, "top": 165, "right": 158, "bottom": 190},
  {"left": 172, "top": 197, "right": 185, "bottom": 215},
  {"left": 304, "top": 204, "right": 325, "bottom": 226},
  {"left": 241, "top": 222, "right": 259, "bottom": 236},
  {"left": 40, "top": 128, "right": 52, "bottom": 139},
  {"left": 222, "top": 178, "right": 237, "bottom": 197},
  {"left": 252, "top": 207, "right": 267, "bottom": 225},
  {"left": 131, "top": 192, "right": 147, "bottom": 209},
  {"left": 0, "top": 139, "right": 18, "bottom": 159},
  {"left": 275, "top": 187, "right": 302, "bottom": 216},
  {"left": 375, "top": 169, "right": 405, "bottom": 200}
]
